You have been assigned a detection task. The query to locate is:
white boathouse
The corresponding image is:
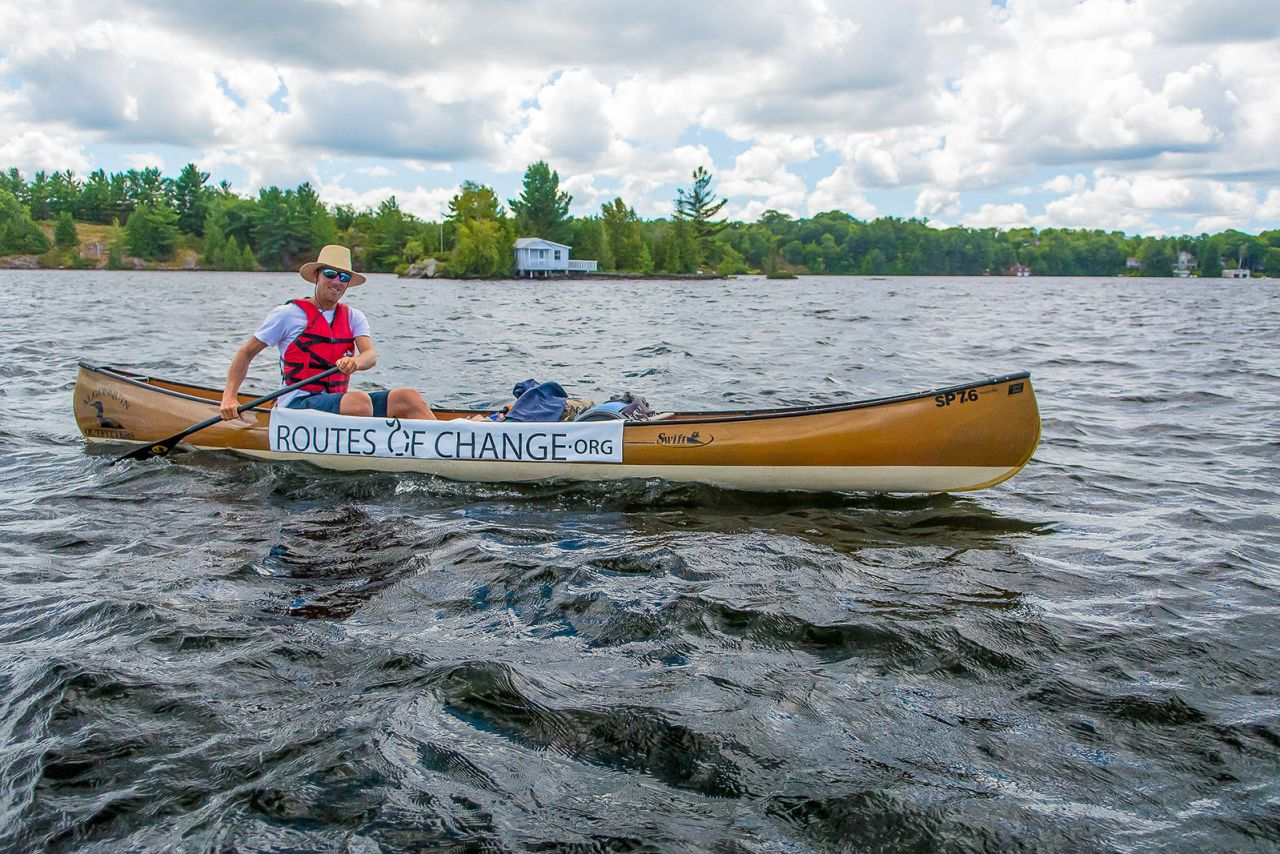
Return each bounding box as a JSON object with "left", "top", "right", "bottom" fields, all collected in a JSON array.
[{"left": 513, "top": 238, "right": 598, "bottom": 278}]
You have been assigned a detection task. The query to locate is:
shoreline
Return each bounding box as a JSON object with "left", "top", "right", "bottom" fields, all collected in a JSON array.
[{"left": 2, "top": 262, "right": 1269, "bottom": 282}]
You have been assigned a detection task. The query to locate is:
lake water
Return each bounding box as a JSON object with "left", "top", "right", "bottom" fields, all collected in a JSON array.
[{"left": 1, "top": 271, "right": 1277, "bottom": 851}]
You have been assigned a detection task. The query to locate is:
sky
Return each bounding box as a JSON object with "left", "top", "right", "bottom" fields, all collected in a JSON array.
[{"left": 1, "top": 0, "right": 1278, "bottom": 235}]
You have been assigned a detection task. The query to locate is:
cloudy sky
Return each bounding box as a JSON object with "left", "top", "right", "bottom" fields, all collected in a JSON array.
[{"left": 2, "top": 0, "right": 1278, "bottom": 234}]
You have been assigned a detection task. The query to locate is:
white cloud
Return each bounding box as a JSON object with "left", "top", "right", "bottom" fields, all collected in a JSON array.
[
  {"left": 1039, "top": 172, "right": 1265, "bottom": 234},
  {"left": 0, "top": 130, "right": 92, "bottom": 174},
  {"left": 1043, "top": 174, "right": 1089, "bottom": 194},
  {"left": 124, "top": 152, "right": 165, "bottom": 171},
  {"left": 915, "top": 188, "right": 961, "bottom": 218},
  {"left": 718, "top": 144, "right": 811, "bottom": 219},
  {"left": 503, "top": 69, "right": 617, "bottom": 171},
  {"left": 0, "top": 0, "right": 1275, "bottom": 232},
  {"left": 316, "top": 180, "right": 459, "bottom": 222},
  {"left": 926, "top": 16, "right": 969, "bottom": 36},
  {"left": 807, "top": 164, "right": 877, "bottom": 219},
  {"left": 961, "top": 203, "right": 1031, "bottom": 229}
]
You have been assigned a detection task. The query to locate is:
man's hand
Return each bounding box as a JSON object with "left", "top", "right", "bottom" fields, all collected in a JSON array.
[
  {"left": 219, "top": 392, "right": 242, "bottom": 421},
  {"left": 336, "top": 355, "right": 359, "bottom": 374}
]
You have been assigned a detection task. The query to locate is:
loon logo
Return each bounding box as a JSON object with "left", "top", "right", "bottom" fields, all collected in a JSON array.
[
  {"left": 82, "top": 392, "right": 136, "bottom": 438},
  {"left": 90, "top": 401, "right": 125, "bottom": 429},
  {"left": 656, "top": 431, "right": 714, "bottom": 447}
]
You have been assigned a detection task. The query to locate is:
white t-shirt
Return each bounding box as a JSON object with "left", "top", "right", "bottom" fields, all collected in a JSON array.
[{"left": 254, "top": 301, "right": 372, "bottom": 406}]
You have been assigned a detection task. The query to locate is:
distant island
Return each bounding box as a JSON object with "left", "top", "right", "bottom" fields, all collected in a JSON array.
[{"left": 1, "top": 163, "right": 1276, "bottom": 279}]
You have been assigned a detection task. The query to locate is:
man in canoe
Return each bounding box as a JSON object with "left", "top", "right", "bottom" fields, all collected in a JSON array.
[{"left": 219, "top": 244, "right": 436, "bottom": 422}]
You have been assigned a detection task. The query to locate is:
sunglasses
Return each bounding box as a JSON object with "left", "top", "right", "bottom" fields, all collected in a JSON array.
[{"left": 320, "top": 268, "right": 352, "bottom": 284}]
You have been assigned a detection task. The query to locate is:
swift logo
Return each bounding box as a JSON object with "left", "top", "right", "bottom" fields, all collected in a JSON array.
[{"left": 656, "top": 431, "right": 714, "bottom": 447}]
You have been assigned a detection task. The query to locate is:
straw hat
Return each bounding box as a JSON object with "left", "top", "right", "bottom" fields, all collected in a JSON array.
[{"left": 299, "top": 244, "right": 366, "bottom": 287}]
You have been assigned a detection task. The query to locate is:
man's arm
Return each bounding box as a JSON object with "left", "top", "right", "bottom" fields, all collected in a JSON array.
[
  {"left": 220, "top": 336, "right": 269, "bottom": 420},
  {"left": 338, "top": 335, "right": 377, "bottom": 374}
]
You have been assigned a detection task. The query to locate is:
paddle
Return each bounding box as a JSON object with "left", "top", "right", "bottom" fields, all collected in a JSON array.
[{"left": 112, "top": 366, "right": 343, "bottom": 464}]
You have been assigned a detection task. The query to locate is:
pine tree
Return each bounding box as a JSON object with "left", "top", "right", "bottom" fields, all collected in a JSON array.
[
  {"left": 509, "top": 161, "right": 572, "bottom": 243},
  {"left": 54, "top": 211, "right": 78, "bottom": 249},
  {"left": 674, "top": 166, "right": 728, "bottom": 269},
  {"left": 662, "top": 218, "right": 698, "bottom": 273},
  {"left": 0, "top": 190, "right": 50, "bottom": 254},
  {"left": 202, "top": 211, "right": 227, "bottom": 265},
  {"left": 79, "top": 170, "right": 111, "bottom": 223},
  {"left": 106, "top": 218, "right": 126, "bottom": 269},
  {"left": 26, "top": 171, "right": 52, "bottom": 221},
  {"left": 125, "top": 202, "right": 181, "bottom": 260},
  {"left": 674, "top": 166, "right": 728, "bottom": 240},
  {"left": 170, "top": 163, "right": 210, "bottom": 235}
]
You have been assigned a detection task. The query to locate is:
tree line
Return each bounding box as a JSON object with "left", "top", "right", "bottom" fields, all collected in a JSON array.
[{"left": 2, "top": 162, "right": 1278, "bottom": 278}]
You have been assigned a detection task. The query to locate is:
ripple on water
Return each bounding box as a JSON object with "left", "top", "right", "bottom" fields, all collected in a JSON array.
[{"left": 2, "top": 273, "right": 1278, "bottom": 849}]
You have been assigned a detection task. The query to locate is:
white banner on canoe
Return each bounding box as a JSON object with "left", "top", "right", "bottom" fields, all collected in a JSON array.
[{"left": 269, "top": 407, "right": 624, "bottom": 463}]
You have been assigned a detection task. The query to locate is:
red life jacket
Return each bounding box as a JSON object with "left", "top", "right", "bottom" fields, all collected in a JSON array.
[{"left": 281, "top": 299, "right": 355, "bottom": 394}]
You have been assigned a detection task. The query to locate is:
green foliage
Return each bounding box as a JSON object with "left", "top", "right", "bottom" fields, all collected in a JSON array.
[
  {"left": 1262, "top": 247, "right": 1280, "bottom": 277},
  {"left": 659, "top": 218, "right": 699, "bottom": 273},
  {"left": 363, "top": 196, "right": 414, "bottom": 272},
  {"left": 0, "top": 190, "right": 51, "bottom": 254},
  {"left": 26, "top": 171, "right": 51, "bottom": 220},
  {"left": 674, "top": 166, "right": 728, "bottom": 267},
  {"left": 444, "top": 181, "right": 513, "bottom": 277},
  {"left": 202, "top": 210, "right": 227, "bottom": 265},
  {"left": 106, "top": 219, "right": 126, "bottom": 269},
  {"left": 334, "top": 204, "right": 356, "bottom": 232},
  {"left": 126, "top": 202, "right": 181, "bottom": 260},
  {"left": 78, "top": 170, "right": 111, "bottom": 224},
  {"left": 510, "top": 161, "right": 572, "bottom": 243},
  {"left": 571, "top": 218, "right": 610, "bottom": 270},
  {"left": 602, "top": 198, "right": 653, "bottom": 271},
  {"left": 447, "top": 218, "right": 514, "bottom": 278},
  {"left": 170, "top": 163, "right": 210, "bottom": 235},
  {"left": 716, "top": 242, "right": 748, "bottom": 275},
  {"left": 1, "top": 163, "right": 1276, "bottom": 279},
  {"left": 54, "top": 211, "right": 78, "bottom": 249},
  {"left": 48, "top": 170, "right": 79, "bottom": 216},
  {"left": 448, "top": 180, "right": 504, "bottom": 226},
  {"left": 1136, "top": 239, "right": 1174, "bottom": 277}
]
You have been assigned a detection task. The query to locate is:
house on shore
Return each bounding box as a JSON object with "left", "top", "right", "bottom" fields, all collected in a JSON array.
[
  {"left": 1009, "top": 264, "right": 1031, "bottom": 277},
  {"left": 1221, "top": 268, "right": 1251, "bottom": 279},
  {"left": 1174, "top": 251, "right": 1197, "bottom": 278},
  {"left": 513, "top": 238, "right": 598, "bottom": 278}
]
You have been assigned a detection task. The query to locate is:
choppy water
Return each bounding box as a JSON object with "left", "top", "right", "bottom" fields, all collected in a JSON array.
[{"left": 1, "top": 271, "right": 1278, "bottom": 851}]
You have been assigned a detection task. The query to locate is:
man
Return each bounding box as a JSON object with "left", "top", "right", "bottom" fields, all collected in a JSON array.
[{"left": 220, "top": 244, "right": 435, "bottom": 422}]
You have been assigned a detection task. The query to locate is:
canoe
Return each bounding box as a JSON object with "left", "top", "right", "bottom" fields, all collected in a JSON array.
[{"left": 73, "top": 361, "right": 1040, "bottom": 493}]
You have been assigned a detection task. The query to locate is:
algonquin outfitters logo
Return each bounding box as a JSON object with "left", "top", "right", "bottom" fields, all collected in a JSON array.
[
  {"left": 81, "top": 386, "right": 136, "bottom": 438},
  {"left": 269, "top": 409, "right": 624, "bottom": 464}
]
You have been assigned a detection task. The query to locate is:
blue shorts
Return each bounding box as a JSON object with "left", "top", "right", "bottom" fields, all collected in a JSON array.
[{"left": 286, "top": 390, "right": 392, "bottom": 418}]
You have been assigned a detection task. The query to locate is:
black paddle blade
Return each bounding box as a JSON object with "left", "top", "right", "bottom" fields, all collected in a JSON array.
[
  {"left": 107, "top": 366, "right": 341, "bottom": 466},
  {"left": 112, "top": 439, "right": 178, "bottom": 464}
]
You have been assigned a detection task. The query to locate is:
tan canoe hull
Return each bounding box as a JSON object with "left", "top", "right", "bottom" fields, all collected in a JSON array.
[{"left": 74, "top": 363, "right": 1040, "bottom": 493}]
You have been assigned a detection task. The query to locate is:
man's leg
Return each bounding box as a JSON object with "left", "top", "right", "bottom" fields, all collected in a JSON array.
[
  {"left": 385, "top": 387, "right": 435, "bottom": 420},
  {"left": 338, "top": 390, "right": 374, "bottom": 416}
]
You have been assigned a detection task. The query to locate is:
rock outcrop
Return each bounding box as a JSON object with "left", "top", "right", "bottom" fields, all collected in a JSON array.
[{"left": 401, "top": 258, "right": 438, "bottom": 279}]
